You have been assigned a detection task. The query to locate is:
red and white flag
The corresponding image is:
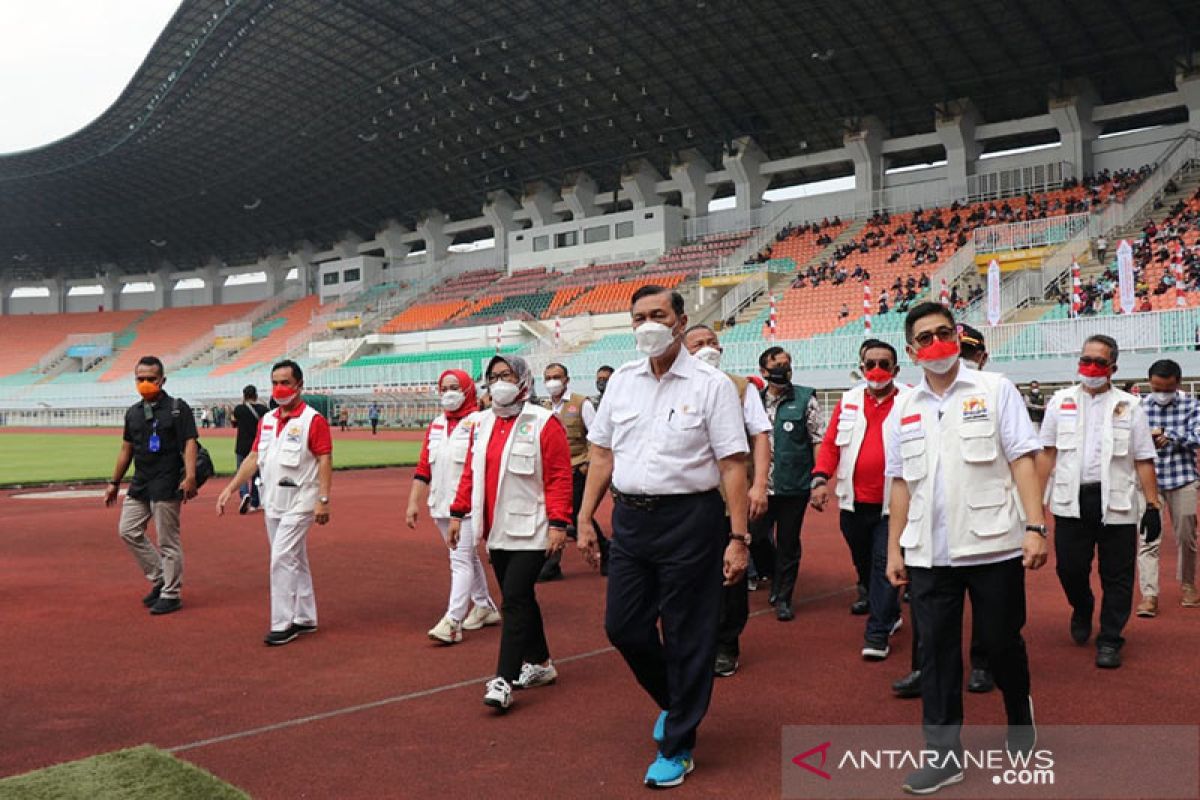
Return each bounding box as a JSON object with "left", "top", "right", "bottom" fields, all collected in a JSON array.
[
  {"left": 495, "top": 323, "right": 503, "bottom": 353},
  {"left": 939, "top": 278, "right": 949, "bottom": 307},
  {"left": 863, "top": 280, "right": 872, "bottom": 334},
  {"left": 767, "top": 294, "right": 778, "bottom": 342},
  {"left": 1174, "top": 248, "right": 1187, "bottom": 308},
  {"left": 554, "top": 316, "right": 562, "bottom": 346},
  {"left": 1070, "top": 261, "right": 1082, "bottom": 318}
]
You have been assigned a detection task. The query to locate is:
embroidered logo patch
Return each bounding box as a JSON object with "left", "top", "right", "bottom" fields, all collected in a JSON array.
[
  {"left": 1114, "top": 401, "right": 1129, "bottom": 419},
  {"left": 961, "top": 395, "right": 988, "bottom": 422},
  {"left": 899, "top": 413, "right": 922, "bottom": 441},
  {"left": 517, "top": 422, "right": 534, "bottom": 437},
  {"left": 783, "top": 421, "right": 795, "bottom": 432}
]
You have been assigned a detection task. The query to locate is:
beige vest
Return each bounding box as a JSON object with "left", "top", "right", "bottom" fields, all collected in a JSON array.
[
  {"left": 544, "top": 392, "right": 589, "bottom": 467},
  {"left": 1046, "top": 385, "right": 1143, "bottom": 525},
  {"left": 425, "top": 411, "right": 477, "bottom": 518},
  {"left": 834, "top": 384, "right": 908, "bottom": 512},
  {"left": 470, "top": 404, "right": 553, "bottom": 550},
  {"left": 257, "top": 404, "right": 322, "bottom": 517}
]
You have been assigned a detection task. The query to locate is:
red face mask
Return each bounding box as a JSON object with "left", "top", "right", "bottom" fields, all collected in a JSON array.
[
  {"left": 272, "top": 383, "right": 299, "bottom": 406},
  {"left": 864, "top": 367, "right": 893, "bottom": 385},
  {"left": 1078, "top": 362, "right": 1110, "bottom": 378},
  {"left": 915, "top": 338, "right": 960, "bottom": 362}
]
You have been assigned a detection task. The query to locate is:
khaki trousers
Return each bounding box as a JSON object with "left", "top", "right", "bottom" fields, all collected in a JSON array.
[
  {"left": 119, "top": 497, "right": 183, "bottom": 599},
  {"left": 1138, "top": 481, "right": 1198, "bottom": 597}
]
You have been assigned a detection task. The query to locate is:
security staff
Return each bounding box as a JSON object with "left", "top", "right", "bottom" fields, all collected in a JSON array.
[
  {"left": 1036, "top": 336, "right": 1160, "bottom": 668},
  {"left": 1025, "top": 381, "right": 1046, "bottom": 426},
  {"left": 577, "top": 285, "right": 750, "bottom": 789},
  {"left": 1138, "top": 358, "right": 1200, "bottom": 614},
  {"left": 593, "top": 365, "right": 615, "bottom": 408},
  {"left": 811, "top": 339, "right": 907, "bottom": 660},
  {"left": 885, "top": 302, "right": 1045, "bottom": 796},
  {"left": 538, "top": 362, "right": 608, "bottom": 580},
  {"left": 683, "top": 324, "right": 771, "bottom": 678},
  {"left": 232, "top": 384, "right": 269, "bottom": 514},
  {"left": 105, "top": 355, "right": 199, "bottom": 616},
  {"left": 754, "top": 346, "right": 822, "bottom": 621}
]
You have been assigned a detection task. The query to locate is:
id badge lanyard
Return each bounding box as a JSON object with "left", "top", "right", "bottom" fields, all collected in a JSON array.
[{"left": 142, "top": 401, "right": 161, "bottom": 454}]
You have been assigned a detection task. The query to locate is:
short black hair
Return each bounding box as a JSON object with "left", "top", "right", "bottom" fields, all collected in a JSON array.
[
  {"left": 758, "top": 346, "right": 788, "bottom": 369},
  {"left": 631, "top": 284, "right": 685, "bottom": 316},
  {"left": 597, "top": 365, "right": 614, "bottom": 375},
  {"left": 271, "top": 359, "right": 304, "bottom": 383},
  {"left": 1083, "top": 334, "right": 1119, "bottom": 363},
  {"left": 545, "top": 362, "right": 569, "bottom": 377},
  {"left": 904, "top": 302, "right": 955, "bottom": 342},
  {"left": 684, "top": 323, "right": 716, "bottom": 337},
  {"left": 243, "top": 384, "right": 258, "bottom": 400},
  {"left": 135, "top": 355, "right": 164, "bottom": 376},
  {"left": 859, "top": 338, "right": 898, "bottom": 363},
  {"left": 1148, "top": 358, "right": 1182, "bottom": 381}
]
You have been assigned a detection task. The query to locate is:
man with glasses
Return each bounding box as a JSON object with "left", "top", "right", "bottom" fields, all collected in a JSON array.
[
  {"left": 811, "top": 339, "right": 907, "bottom": 659},
  {"left": 1036, "top": 336, "right": 1162, "bottom": 668},
  {"left": 885, "top": 303, "right": 1045, "bottom": 795}
]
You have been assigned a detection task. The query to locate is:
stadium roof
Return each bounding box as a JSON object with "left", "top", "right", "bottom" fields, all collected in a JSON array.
[{"left": 1, "top": 0, "right": 1195, "bottom": 277}]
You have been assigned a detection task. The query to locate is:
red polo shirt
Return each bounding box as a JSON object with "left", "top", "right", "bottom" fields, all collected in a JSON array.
[
  {"left": 252, "top": 401, "right": 333, "bottom": 456},
  {"left": 812, "top": 388, "right": 896, "bottom": 505}
]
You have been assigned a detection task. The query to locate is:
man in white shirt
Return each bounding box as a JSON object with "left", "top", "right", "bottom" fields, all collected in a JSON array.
[
  {"left": 885, "top": 302, "right": 1047, "bottom": 795},
  {"left": 1036, "top": 335, "right": 1161, "bottom": 669},
  {"left": 578, "top": 285, "right": 750, "bottom": 790}
]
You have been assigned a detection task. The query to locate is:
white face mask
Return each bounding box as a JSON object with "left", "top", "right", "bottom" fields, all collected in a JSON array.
[
  {"left": 961, "top": 360, "right": 980, "bottom": 371},
  {"left": 634, "top": 321, "right": 676, "bottom": 358},
  {"left": 1152, "top": 391, "right": 1176, "bottom": 406},
  {"left": 1079, "top": 373, "right": 1110, "bottom": 390},
  {"left": 544, "top": 379, "right": 565, "bottom": 397},
  {"left": 866, "top": 378, "right": 892, "bottom": 391},
  {"left": 440, "top": 390, "right": 465, "bottom": 411},
  {"left": 693, "top": 346, "right": 722, "bottom": 369},
  {"left": 920, "top": 355, "right": 959, "bottom": 375},
  {"left": 489, "top": 381, "right": 521, "bottom": 415}
]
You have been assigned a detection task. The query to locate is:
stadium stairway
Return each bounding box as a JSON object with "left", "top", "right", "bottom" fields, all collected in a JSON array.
[{"left": 210, "top": 295, "right": 323, "bottom": 377}]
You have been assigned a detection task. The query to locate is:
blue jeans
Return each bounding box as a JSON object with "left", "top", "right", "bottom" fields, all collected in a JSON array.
[
  {"left": 865, "top": 515, "right": 901, "bottom": 641},
  {"left": 235, "top": 452, "right": 260, "bottom": 507}
]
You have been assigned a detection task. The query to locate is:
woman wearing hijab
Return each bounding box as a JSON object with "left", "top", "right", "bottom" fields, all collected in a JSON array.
[
  {"left": 449, "top": 355, "right": 574, "bottom": 711},
  {"left": 407, "top": 369, "right": 501, "bottom": 644}
]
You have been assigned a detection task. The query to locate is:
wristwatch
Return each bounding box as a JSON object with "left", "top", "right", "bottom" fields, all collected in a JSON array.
[
  {"left": 810, "top": 476, "right": 829, "bottom": 489},
  {"left": 318, "top": 496, "right": 330, "bottom": 504},
  {"left": 1025, "top": 524, "right": 1048, "bottom": 539},
  {"left": 729, "top": 532, "right": 751, "bottom": 546}
]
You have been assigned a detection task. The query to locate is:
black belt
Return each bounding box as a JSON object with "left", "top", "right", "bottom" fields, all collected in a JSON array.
[
  {"left": 611, "top": 488, "right": 718, "bottom": 511},
  {"left": 1080, "top": 482, "right": 1102, "bottom": 491}
]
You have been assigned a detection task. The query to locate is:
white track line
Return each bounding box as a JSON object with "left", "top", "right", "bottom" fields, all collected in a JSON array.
[{"left": 167, "top": 585, "right": 853, "bottom": 754}]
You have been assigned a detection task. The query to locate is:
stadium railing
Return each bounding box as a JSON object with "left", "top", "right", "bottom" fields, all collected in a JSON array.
[{"left": 974, "top": 213, "right": 1090, "bottom": 253}]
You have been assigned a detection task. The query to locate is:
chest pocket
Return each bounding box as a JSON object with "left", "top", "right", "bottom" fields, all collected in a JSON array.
[
  {"left": 662, "top": 408, "right": 706, "bottom": 458},
  {"left": 508, "top": 440, "right": 537, "bottom": 476},
  {"left": 279, "top": 435, "right": 304, "bottom": 468},
  {"left": 959, "top": 420, "right": 997, "bottom": 463},
  {"left": 834, "top": 412, "right": 856, "bottom": 448},
  {"left": 609, "top": 407, "right": 641, "bottom": 451},
  {"left": 1056, "top": 413, "right": 1078, "bottom": 450},
  {"left": 1111, "top": 423, "right": 1131, "bottom": 457},
  {"left": 900, "top": 437, "right": 927, "bottom": 481}
]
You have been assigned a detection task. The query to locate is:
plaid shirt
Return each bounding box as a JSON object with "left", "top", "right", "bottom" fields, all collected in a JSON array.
[{"left": 1141, "top": 393, "right": 1200, "bottom": 490}]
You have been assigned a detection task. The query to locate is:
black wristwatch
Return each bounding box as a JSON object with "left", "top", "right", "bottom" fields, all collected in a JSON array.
[
  {"left": 1025, "top": 524, "right": 1048, "bottom": 539},
  {"left": 729, "top": 532, "right": 751, "bottom": 546}
]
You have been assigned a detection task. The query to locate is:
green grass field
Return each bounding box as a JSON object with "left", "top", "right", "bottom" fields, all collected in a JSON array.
[
  {"left": 0, "top": 746, "right": 248, "bottom": 799},
  {"left": 0, "top": 433, "right": 419, "bottom": 486}
]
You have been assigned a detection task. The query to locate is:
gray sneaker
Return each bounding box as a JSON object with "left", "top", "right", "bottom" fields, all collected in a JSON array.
[{"left": 902, "top": 764, "right": 963, "bottom": 795}]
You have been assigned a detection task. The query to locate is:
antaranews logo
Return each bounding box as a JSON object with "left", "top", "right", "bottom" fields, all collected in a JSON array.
[
  {"left": 790, "top": 742, "right": 1054, "bottom": 784},
  {"left": 791, "top": 741, "right": 832, "bottom": 780}
]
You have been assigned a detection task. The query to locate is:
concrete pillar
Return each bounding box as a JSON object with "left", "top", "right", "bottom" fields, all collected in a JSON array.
[
  {"left": 1048, "top": 80, "right": 1099, "bottom": 181},
  {"left": 0, "top": 277, "right": 11, "bottom": 315},
  {"left": 376, "top": 220, "right": 412, "bottom": 269},
  {"left": 197, "top": 261, "right": 222, "bottom": 305},
  {"left": 1176, "top": 63, "right": 1200, "bottom": 132},
  {"left": 562, "top": 171, "right": 601, "bottom": 219},
  {"left": 417, "top": 210, "right": 451, "bottom": 263},
  {"left": 722, "top": 136, "right": 770, "bottom": 212},
  {"left": 521, "top": 182, "right": 563, "bottom": 227},
  {"left": 622, "top": 158, "right": 665, "bottom": 208},
  {"left": 152, "top": 267, "right": 174, "bottom": 309},
  {"left": 258, "top": 255, "right": 287, "bottom": 296},
  {"left": 289, "top": 243, "right": 317, "bottom": 296},
  {"left": 671, "top": 148, "right": 715, "bottom": 217},
  {"left": 844, "top": 116, "right": 887, "bottom": 210},
  {"left": 482, "top": 190, "right": 520, "bottom": 268},
  {"left": 99, "top": 269, "right": 121, "bottom": 311},
  {"left": 333, "top": 232, "right": 364, "bottom": 261},
  {"left": 935, "top": 99, "right": 982, "bottom": 200}
]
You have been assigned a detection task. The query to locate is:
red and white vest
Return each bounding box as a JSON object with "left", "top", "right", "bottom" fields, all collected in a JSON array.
[
  {"left": 425, "top": 412, "right": 478, "bottom": 518},
  {"left": 469, "top": 404, "right": 553, "bottom": 551},
  {"left": 833, "top": 384, "right": 909, "bottom": 512},
  {"left": 257, "top": 405, "right": 322, "bottom": 517}
]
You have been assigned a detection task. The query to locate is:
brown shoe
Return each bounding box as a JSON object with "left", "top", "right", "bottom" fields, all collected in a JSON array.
[
  {"left": 1182, "top": 585, "right": 1200, "bottom": 608},
  {"left": 1136, "top": 596, "right": 1158, "bottom": 617}
]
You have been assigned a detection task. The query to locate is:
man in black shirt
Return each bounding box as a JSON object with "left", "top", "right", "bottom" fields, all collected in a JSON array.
[
  {"left": 233, "top": 384, "right": 270, "bottom": 514},
  {"left": 1025, "top": 381, "right": 1046, "bottom": 426},
  {"left": 104, "top": 355, "right": 199, "bottom": 615}
]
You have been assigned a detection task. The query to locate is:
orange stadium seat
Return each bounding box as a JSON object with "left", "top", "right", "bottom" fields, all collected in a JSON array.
[
  {"left": 100, "top": 303, "right": 259, "bottom": 381},
  {"left": 210, "top": 295, "right": 323, "bottom": 377},
  {"left": 0, "top": 310, "right": 143, "bottom": 378}
]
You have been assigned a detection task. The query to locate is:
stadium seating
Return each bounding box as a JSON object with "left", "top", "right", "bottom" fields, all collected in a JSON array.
[
  {"left": 344, "top": 345, "right": 519, "bottom": 370},
  {"left": 211, "top": 295, "right": 322, "bottom": 377},
  {"left": 558, "top": 272, "right": 686, "bottom": 316},
  {"left": 100, "top": 303, "right": 258, "bottom": 381},
  {"left": 643, "top": 231, "right": 754, "bottom": 278},
  {"left": 0, "top": 310, "right": 144, "bottom": 378}
]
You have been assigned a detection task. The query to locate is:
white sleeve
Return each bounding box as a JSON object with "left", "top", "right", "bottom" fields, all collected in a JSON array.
[
  {"left": 998, "top": 378, "right": 1042, "bottom": 462},
  {"left": 706, "top": 375, "right": 751, "bottom": 460},
  {"left": 884, "top": 404, "right": 904, "bottom": 479},
  {"left": 581, "top": 398, "right": 596, "bottom": 430},
  {"left": 742, "top": 388, "right": 772, "bottom": 435},
  {"left": 587, "top": 381, "right": 615, "bottom": 448},
  {"left": 1130, "top": 403, "right": 1158, "bottom": 461},
  {"left": 1039, "top": 396, "right": 1060, "bottom": 447}
]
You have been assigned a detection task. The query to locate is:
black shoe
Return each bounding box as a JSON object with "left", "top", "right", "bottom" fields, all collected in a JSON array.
[
  {"left": 775, "top": 601, "right": 794, "bottom": 622},
  {"left": 966, "top": 668, "right": 994, "bottom": 694},
  {"left": 149, "top": 597, "right": 181, "bottom": 615},
  {"left": 239, "top": 494, "right": 252, "bottom": 515},
  {"left": 902, "top": 764, "right": 964, "bottom": 795},
  {"left": 892, "top": 670, "right": 922, "bottom": 699},
  {"left": 714, "top": 651, "right": 739, "bottom": 677},
  {"left": 1006, "top": 696, "right": 1037, "bottom": 758},
  {"left": 291, "top": 623, "right": 318, "bottom": 636},
  {"left": 851, "top": 584, "right": 869, "bottom": 615},
  {"left": 141, "top": 581, "right": 164, "bottom": 608},
  {"left": 1096, "top": 645, "right": 1122, "bottom": 669},
  {"left": 1070, "top": 611, "right": 1091, "bottom": 645},
  {"left": 861, "top": 638, "right": 890, "bottom": 661},
  {"left": 767, "top": 592, "right": 778, "bottom": 606},
  {"left": 265, "top": 628, "right": 299, "bottom": 646},
  {"left": 536, "top": 565, "right": 563, "bottom": 583}
]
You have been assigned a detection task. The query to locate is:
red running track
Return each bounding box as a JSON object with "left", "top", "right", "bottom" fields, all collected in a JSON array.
[{"left": 1, "top": 467, "right": 1196, "bottom": 799}]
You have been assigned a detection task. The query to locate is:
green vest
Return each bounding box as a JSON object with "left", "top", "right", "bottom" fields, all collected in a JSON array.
[{"left": 767, "top": 384, "right": 816, "bottom": 495}]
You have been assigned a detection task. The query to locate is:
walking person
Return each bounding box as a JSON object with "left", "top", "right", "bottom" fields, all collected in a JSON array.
[
  {"left": 576, "top": 285, "right": 750, "bottom": 788},
  {"left": 217, "top": 360, "right": 333, "bottom": 646},
  {"left": 369, "top": 402, "right": 381, "bottom": 435},
  {"left": 885, "top": 302, "right": 1046, "bottom": 795},
  {"left": 593, "top": 365, "right": 615, "bottom": 408},
  {"left": 103, "top": 355, "right": 199, "bottom": 615},
  {"left": 406, "top": 370, "right": 500, "bottom": 644},
  {"left": 338, "top": 406, "right": 350, "bottom": 433},
  {"left": 232, "top": 384, "right": 269, "bottom": 514},
  {"left": 448, "top": 355, "right": 573, "bottom": 711},
  {"left": 200, "top": 406, "right": 210, "bottom": 429},
  {"left": 1036, "top": 336, "right": 1160, "bottom": 668},
  {"left": 1137, "top": 359, "right": 1200, "bottom": 615}
]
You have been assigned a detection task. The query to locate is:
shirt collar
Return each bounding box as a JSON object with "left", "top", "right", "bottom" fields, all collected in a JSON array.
[
  {"left": 635, "top": 345, "right": 693, "bottom": 379},
  {"left": 915, "top": 360, "right": 979, "bottom": 399},
  {"left": 276, "top": 400, "right": 308, "bottom": 421}
]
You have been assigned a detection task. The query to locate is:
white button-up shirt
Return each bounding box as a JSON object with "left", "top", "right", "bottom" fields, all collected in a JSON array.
[
  {"left": 588, "top": 347, "right": 749, "bottom": 495},
  {"left": 884, "top": 363, "right": 1041, "bottom": 566},
  {"left": 741, "top": 383, "right": 772, "bottom": 437},
  {"left": 1040, "top": 386, "right": 1156, "bottom": 482}
]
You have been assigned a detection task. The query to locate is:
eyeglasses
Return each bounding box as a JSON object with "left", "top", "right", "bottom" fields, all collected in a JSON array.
[
  {"left": 1079, "top": 356, "right": 1111, "bottom": 368},
  {"left": 861, "top": 359, "right": 894, "bottom": 371},
  {"left": 487, "top": 370, "right": 515, "bottom": 383},
  {"left": 912, "top": 326, "right": 957, "bottom": 348}
]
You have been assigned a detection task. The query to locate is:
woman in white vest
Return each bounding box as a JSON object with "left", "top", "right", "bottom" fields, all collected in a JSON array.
[
  {"left": 407, "top": 369, "right": 501, "bottom": 645},
  {"left": 448, "top": 355, "right": 574, "bottom": 711},
  {"left": 1035, "top": 334, "right": 1161, "bottom": 670}
]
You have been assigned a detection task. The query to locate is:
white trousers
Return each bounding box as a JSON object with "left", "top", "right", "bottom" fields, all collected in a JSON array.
[
  {"left": 265, "top": 512, "right": 317, "bottom": 632},
  {"left": 434, "top": 516, "right": 495, "bottom": 622}
]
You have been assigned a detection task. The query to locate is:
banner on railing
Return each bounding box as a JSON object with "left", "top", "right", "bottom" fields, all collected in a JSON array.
[
  {"left": 986, "top": 260, "right": 1002, "bottom": 326},
  {"left": 1117, "top": 240, "right": 1135, "bottom": 314}
]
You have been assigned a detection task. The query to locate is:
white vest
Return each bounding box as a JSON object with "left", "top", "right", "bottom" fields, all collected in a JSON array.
[
  {"left": 896, "top": 370, "right": 1024, "bottom": 568},
  {"left": 257, "top": 404, "right": 322, "bottom": 517},
  {"left": 425, "top": 412, "right": 478, "bottom": 518},
  {"left": 1046, "top": 385, "right": 1143, "bottom": 525},
  {"left": 468, "top": 404, "right": 553, "bottom": 551},
  {"left": 834, "top": 384, "right": 909, "bottom": 512}
]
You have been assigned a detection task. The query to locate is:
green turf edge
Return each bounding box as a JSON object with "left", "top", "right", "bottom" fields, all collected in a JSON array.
[
  {"left": 0, "top": 460, "right": 417, "bottom": 490},
  {"left": 0, "top": 745, "right": 249, "bottom": 800}
]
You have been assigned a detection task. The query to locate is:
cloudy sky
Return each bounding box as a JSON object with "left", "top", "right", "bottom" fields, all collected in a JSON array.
[{"left": 0, "top": 1, "right": 180, "bottom": 153}]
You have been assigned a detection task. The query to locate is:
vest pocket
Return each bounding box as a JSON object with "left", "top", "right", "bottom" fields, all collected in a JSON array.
[
  {"left": 506, "top": 497, "right": 538, "bottom": 537},
  {"left": 959, "top": 422, "right": 997, "bottom": 463},
  {"left": 834, "top": 419, "right": 854, "bottom": 447},
  {"left": 1111, "top": 428, "right": 1131, "bottom": 457},
  {"left": 901, "top": 438, "right": 926, "bottom": 481},
  {"left": 968, "top": 486, "right": 1011, "bottom": 535},
  {"left": 508, "top": 441, "right": 537, "bottom": 475},
  {"left": 1051, "top": 478, "right": 1075, "bottom": 506},
  {"left": 1108, "top": 481, "right": 1135, "bottom": 511},
  {"left": 451, "top": 440, "right": 469, "bottom": 463}
]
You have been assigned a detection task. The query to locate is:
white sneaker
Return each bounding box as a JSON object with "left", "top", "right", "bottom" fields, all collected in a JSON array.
[
  {"left": 514, "top": 660, "right": 558, "bottom": 689},
  {"left": 484, "top": 677, "right": 512, "bottom": 710},
  {"left": 463, "top": 603, "right": 502, "bottom": 630},
  {"left": 427, "top": 616, "right": 462, "bottom": 645},
  {"left": 890, "top": 617, "right": 904, "bottom": 636}
]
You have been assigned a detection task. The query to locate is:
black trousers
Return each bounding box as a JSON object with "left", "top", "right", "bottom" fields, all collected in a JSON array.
[
  {"left": 606, "top": 491, "right": 725, "bottom": 757},
  {"left": 748, "top": 493, "right": 809, "bottom": 605},
  {"left": 490, "top": 549, "right": 551, "bottom": 683},
  {"left": 908, "top": 594, "right": 990, "bottom": 672},
  {"left": 542, "top": 467, "right": 607, "bottom": 574},
  {"left": 716, "top": 516, "right": 747, "bottom": 656},
  {"left": 909, "top": 557, "right": 1032, "bottom": 754},
  {"left": 840, "top": 505, "right": 881, "bottom": 591},
  {"left": 1054, "top": 485, "right": 1136, "bottom": 650}
]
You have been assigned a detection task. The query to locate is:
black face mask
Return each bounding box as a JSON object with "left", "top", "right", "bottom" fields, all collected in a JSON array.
[
  {"left": 596, "top": 379, "right": 608, "bottom": 394},
  {"left": 766, "top": 366, "right": 792, "bottom": 386}
]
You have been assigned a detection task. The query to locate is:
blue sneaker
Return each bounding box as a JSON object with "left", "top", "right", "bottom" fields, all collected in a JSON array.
[
  {"left": 644, "top": 750, "right": 694, "bottom": 788},
  {"left": 652, "top": 710, "right": 668, "bottom": 744}
]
